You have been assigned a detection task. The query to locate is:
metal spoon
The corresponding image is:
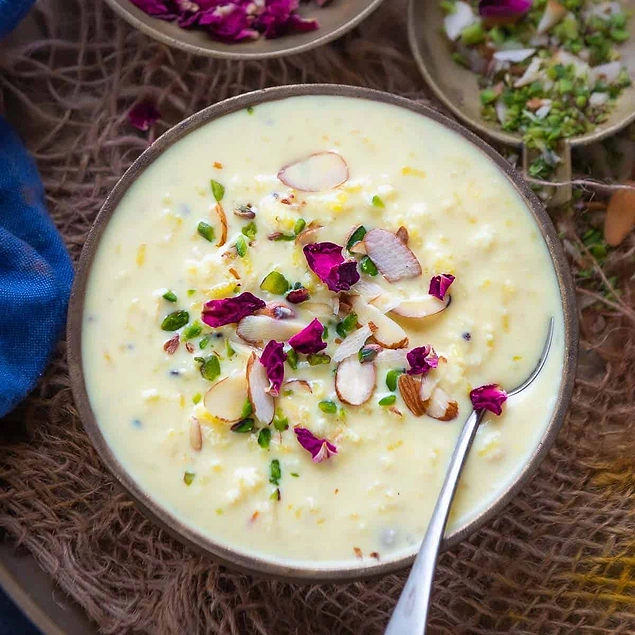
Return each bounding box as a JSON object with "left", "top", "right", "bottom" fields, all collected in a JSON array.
[{"left": 385, "top": 317, "right": 555, "bottom": 635}]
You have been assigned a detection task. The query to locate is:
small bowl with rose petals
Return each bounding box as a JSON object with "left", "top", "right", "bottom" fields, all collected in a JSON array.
[{"left": 104, "top": 0, "right": 386, "bottom": 59}]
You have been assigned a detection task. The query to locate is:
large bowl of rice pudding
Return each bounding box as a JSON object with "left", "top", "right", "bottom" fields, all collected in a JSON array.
[{"left": 68, "top": 84, "right": 578, "bottom": 581}]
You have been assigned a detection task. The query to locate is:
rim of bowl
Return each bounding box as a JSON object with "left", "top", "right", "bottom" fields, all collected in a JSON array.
[
  {"left": 103, "top": 0, "right": 386, "bottom": 60},
  {"left": 407, "top": 0, "right": 635, "bottom": 149},
  {"left": 67, "top": 83, "right": 579, "bottom": 583}
]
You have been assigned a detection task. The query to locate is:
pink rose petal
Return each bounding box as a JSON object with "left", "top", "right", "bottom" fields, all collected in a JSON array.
[
  {"left": 288, "top": 318, "right": 327, "bottom": 355},
  {"left": 260, "top": 340, "right": 287, "bottom": 397},
  {"left": 428, "top": 274, "right": 455, "bottom": 301},
  {"left": 470, "top": 384, "right": 508, "bottom": 415},
  {"left": 294, "top": 427, "right": 337, "bottom": 463},
  {"left": 303, "top": 242, "right": 360, "bottom": 292},
  {"left": 406, "top": 345, "right": 439, "bottom": 376},
  {"left": 201, "top": 292, "right": 265, "bottom": 328}
]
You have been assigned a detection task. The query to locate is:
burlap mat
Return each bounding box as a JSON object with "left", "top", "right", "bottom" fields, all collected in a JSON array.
[{"left": 1, "top": 0, "right": 634, "bottom": 633}]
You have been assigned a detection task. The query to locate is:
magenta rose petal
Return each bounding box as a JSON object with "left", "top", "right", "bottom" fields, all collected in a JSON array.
[
  {"left": 260, "top": 340, "right": 287, "bottom": 397},
  {"left": 428, "top": 274, "right": 455, "bottom": 301},
  {"left": 470, "top": 384, "right": 508, "bottom": 415},
  {"left": 478, "top": 0, "right": 532, "bottom": 21},
  {"left": 128, "top": 102, "right": 161, "bottom": 131},
  {"left": 288, "top": 318, "right": 327, "bottom": 355},
  {"left": 303, "top": 242, "right": 360, "bottom": 292},
  {"left": 201, "top": 292, "right": 266, "bottom": 328},
  {"left": 406, "top": 345, "right": 439, "bottom": 376},
  {"left": 294, "top": 427, "right": 338, "bottom": 463}
]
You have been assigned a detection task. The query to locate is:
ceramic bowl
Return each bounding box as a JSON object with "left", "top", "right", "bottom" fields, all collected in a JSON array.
[
  {"left": 68, "top": 84, "right": 578, "bottom": 582},
  {"left": 104, "top": 0, "right": 386, "bottom": 59}
]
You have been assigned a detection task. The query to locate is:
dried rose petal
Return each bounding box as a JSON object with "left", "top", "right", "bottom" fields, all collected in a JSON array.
[
  {"left": 129, "top": 0, "right": 174, "bottom": 18},
  {"left": 128, "top": 102, "right": 160, "bottom": 131},
  {"left": 294, "top": 427, "right": 337, "bottom": 463},
  {"left": 470, "top": 384, "right": 508, "bottom": 416},
  {"left": 479, "top": 0, "right": 532, "bottom": 22},
  {"left": 260, "top": 340, "right": 287, "bottom": 397},
  {"left": 201, "top": 292, "right": 265, "bottom": 328},
  {"left": 288, "top": 318, "right": 327, "bottom": 355},
  {"left": 428, "top": 274, "right": 455, "bottom": 301},
  {"left": 406, "top": 345, "right": 439, "bottom": 376},
  {"left": 303, "top": 242, "right": 360, "bottom": 292}
]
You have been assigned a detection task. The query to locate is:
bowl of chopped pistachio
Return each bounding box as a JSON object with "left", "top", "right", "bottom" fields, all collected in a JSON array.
[{"left": 409, "top": 0, "right": 635, "bottom": 204}]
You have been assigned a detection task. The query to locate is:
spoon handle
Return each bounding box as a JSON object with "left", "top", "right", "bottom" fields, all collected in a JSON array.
[{"left": 385, "top": 408, "right": 486, "bottom": 635}]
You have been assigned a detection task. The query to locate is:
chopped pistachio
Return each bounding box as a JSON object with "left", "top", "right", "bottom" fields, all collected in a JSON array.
[
  {"left": 260, "top": 271, "right": 290, "bottom": 295},
  {"left": 161, "top": 310, "right": 189, "bottom": 331},
  {"left": 182, "top": 320, "right": 203, "bottom": 341},
  {"left": 258, "top": 428, "right": 272, "bottom": 449},
  {"left": 336, "top": 312, "right": 358, "bottom": 338},
  {"left": 241, "top": 398, "right": 254, "bottom": 419},
  {"left": 346, "top": 226, "right": 367, "bottom": 250},
  {"left": 231, "top": 418, "right": 255, "bottom": 433},
  {"left": 210, "top": 179, "right": 225, "bottom": 202},
  {"left": 360, "top": 256, "right": 378, "bottom": 276},
  {"left": 318, "top": 400, "right": 337, "bottom": 414},
  {"left": 247, "top": 106, "right": 255, "bottom": 115},
  {"left": 241, "top": 221, "right": 257, "bottom": 240},
  {"left": 162, "top": 290, "right": 177, "bottom": 303},
  {"left": 225, "top": 339, "right": 236, "bottom": 358},
  {"left": 379, "top": 395, "right": 397, "bottom": 406},
  {"left": 294, "top": 218, "right": 307, "bottom": 235},
  {"left": 308, "top": 353, "right": 331, "bottom": 366},
  {"left": 371, "top": 195, "right": 385, "bottom": 208},
  {"left": 460, "top": 23, "right": 485, "bottom": 46},
  {"left": 199, "top": 336, "right": 210, "bottom": 350},
  {"left": 235, "top": 235, "right": 247, "bottom": 257},
  {"left": 194, "top": 355, "right": 221, "bottom": 381},
  {"left": 183, "top": 472, "right": 196, "bottom": 486},
  {"left": 286, "top": 348, "right": 299, "bottom": 370},
  {"left": 192, "top": 393, "right": 202, "bottom": 405},
  {"left": 273, "top": 410, "right": 289, "bottom": 432},
  {"left": 386, "top": 369, "right": 404, "bottom": 392},
  {"left": 269, "top": 459, "right": 281, "bottom": 485},
  {"left": 197, "top": 221, "right": 215, "bottom": 242}
]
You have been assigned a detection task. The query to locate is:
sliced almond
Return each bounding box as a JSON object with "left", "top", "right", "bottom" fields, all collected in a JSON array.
[
  {"left": 375, "top": 348, "right": 408, "bottom": 367},
  {"left": 420, "top": 375, "right": 440, "bottom": 405},
  {"left": 592, "top": 61, "right": 623, "bottom": 85},
  {"left": 277, "top": 152, "right": 349, "bottom": 192},
  {"left": 363, "top": 228, "right": 422, "bottom": 283},
  {"left": 247, "top": 353, "right": 274, "bottom": 424},
  {"left": 389, "top": 295, "right": 450, "bottom": 319},
  {"left": 444, "top": 0, "right": 476, "bottom": 40},
  {"left": 189, "top": 418, "right": 203, "bottom": 451},
  {"left": 332, "top": 324, "right": 372, "bottom": 363},
  {"left": 537, "top": 0, "right": 566, "bottom": 34},
  {"left": 302, "top": 301, "right": 333, "bottom": 318},
  {"left": 398, "top": 374, "right": 426, "bottom": 417},
  {"left": 352, "top": 297, "right": 408, "bottom": 349},
  {"left": 335, "top": 354, "right": 376, "bottom": 406},
  {"left": 605, "top": 182, "right": 635, "bottom": 246},
  {"left": 353, "top": 279, "right": 385, "bottom": 301},
  {"left": 215, "top": 203, "right": 228, "bottom": 247},
  {"left": 426, "top": 386, "right": 459, "bottom": 422},
  {"left": 204, "top": 372, "right": 248, "bottom": 423},
  {"left": 395, "top": 226, "right": 409, "bottom": 245},
  {"left": 493, "top": 48, "right": 536, "bottom": 64},
  {"left": 236, "top": 315, "right": 305, "bottom": 346},
  {"left": 283, "top": 379, "right": 313, "bottom": 394},
  {"left": 296, "top": 223, "right": 324, "bottom": 246}
]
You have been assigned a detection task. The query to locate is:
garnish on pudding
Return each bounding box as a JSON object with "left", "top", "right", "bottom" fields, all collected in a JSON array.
[
  {"left": 153, "top": 150, "right": 509, "bottom": 502},
  {"left": 83, "top": 95, "right": 563, "bottom": 565}
]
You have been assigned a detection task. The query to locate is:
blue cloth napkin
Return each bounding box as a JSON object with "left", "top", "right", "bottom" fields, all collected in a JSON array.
[
  {"left": 0, "top": 118, "right": 74, "bottom": 417},
  {"left": 0, "top": 0, "right": 34, "bottom": 38}
]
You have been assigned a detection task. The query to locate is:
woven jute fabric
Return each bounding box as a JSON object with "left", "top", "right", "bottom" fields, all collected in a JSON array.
[{"left": 1, "top": 0, "right": 635, "bottom": 633}]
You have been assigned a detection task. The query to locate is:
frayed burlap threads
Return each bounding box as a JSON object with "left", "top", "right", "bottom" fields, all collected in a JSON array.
[{"left": 2, "top": 0, "right": 635, "bottom": 633}]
